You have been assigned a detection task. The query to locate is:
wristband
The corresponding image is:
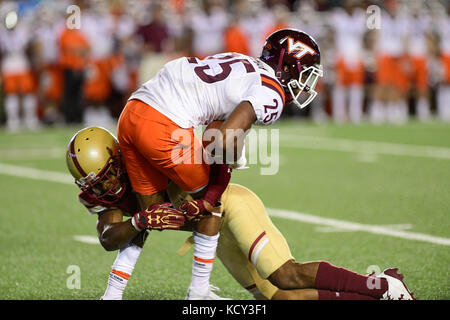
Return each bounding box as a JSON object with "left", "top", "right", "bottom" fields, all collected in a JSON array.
[{"left": 131, "top": 214, "right": 143, "bottom": 232}]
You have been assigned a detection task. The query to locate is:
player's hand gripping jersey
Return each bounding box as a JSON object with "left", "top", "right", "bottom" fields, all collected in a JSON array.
[{"left": 129, "top": 52, "right": 286, "bottom": 128}]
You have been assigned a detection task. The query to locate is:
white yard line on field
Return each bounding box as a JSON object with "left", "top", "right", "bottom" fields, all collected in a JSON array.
[
  {"left": 314, "top": 223, "right": 413, "bottom": 233},
  {"left": 1, "top": 162, "right": 449, "bottom": 246},
  {"left": 0, "top": 162, "right": 73, "bottom": 184},
  {"left": 267, "top": 208, "right": 450, "bottom": 246},
  {"left": 0, "top": 147, "right": 65, "bottom": 159},
  {"left": 73, "top": 235, "right": 100, "bottom": 245},
  {"left": 280, "top": 134, "right": 450, "bottom": 160}
]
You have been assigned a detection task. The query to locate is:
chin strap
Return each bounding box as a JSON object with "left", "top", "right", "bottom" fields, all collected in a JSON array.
[{"left": 275, "top": 48, "right": 285, "bottom": 81}]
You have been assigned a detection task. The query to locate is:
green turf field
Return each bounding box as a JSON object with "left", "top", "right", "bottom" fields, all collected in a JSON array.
[{"left": 0, "top": 120, "right": 449, "bottom": 300}]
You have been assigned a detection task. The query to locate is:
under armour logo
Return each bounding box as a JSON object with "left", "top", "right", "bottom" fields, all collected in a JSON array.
[{"left": 286, "top": 37, "right": 316, "bottom": 59}]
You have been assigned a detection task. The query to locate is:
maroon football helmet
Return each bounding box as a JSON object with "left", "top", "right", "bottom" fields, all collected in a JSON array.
[{"left": 259, "top": 28, "right": 323, "bottom": 109}]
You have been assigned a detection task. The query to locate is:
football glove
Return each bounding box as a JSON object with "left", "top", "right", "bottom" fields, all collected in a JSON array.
[
  {"left": 131, "top": 202, "right": 186, "bottom": 231},
  {"left": 179, "top": 199, "right": 210, "bottom": 221}
]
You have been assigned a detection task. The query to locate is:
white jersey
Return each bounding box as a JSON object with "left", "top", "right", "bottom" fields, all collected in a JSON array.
[
  {"left": 331, "top": 8, "right": 366, "bottom": 67},
  {"left": 376, "top": 12, "right": 408, "bottom": 57},
  {"left": 0, "top": 24, "right": 31, "bottom": 74},
  {"left": 188, "top": 7, "right": 228, "bottom": 57},
  {"left": 405, "top": 15, "right": 430, "bottom": 57},
  {"left": 129, "top": 52, "right": 285, "bottom": 128},
  {"left": 435, "top": 14, "right": 450, "bottom": 55}
]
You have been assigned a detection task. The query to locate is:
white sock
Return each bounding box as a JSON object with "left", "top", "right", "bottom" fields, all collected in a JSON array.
[
  {"left": 101, "top": 244, "right": 142, "bottom": 300},
  {"left": 332, "top": 85, "right": 346, "bottom": 124},
  {"left": 416, "top": 97, "right": 430, "bottom": 121},
  {"left": 397, "top": 100, "right": 408, "bottom": 124},
  {"left": 349, "top": 85, "right": 363, "bottom": 123},
  {"left": 370, "top": 100, "right": 385, "bottom": 124},
  {"left": 437, "top": 85, "right": 450, "bottom": 122},
  {"left": 23, "top": 94, "right": 39, "bottom": 130},
  {"left": 387, "top": 100, "right": 407, "bottom": 124},
  {"left": 189, "top": 231, "right": 219, "bottom": 292},
  {"left": 5, "top": 94, "right": 20, "bottom": 131}
]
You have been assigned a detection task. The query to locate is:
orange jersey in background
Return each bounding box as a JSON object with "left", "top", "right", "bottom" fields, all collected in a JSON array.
[{"left": 59, "top": 28, "right": 90, "bottom": 71}]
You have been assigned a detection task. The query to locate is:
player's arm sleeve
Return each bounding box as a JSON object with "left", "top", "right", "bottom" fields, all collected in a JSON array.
[{"left": 241, "top": 84, "right": 284, "bottom": 126}]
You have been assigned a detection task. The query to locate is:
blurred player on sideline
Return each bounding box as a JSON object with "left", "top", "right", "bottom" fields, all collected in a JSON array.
[
  {"left": 435, "top": 2, "right": 450, "bottom": 122},
  {"left": 185, "top": 0, "right": 228, "bottom": 59},
  {"left": 66, "top": 126, "right": 416, "bottom": 301},
  {"left": 0, "top": 4, "right": 39, "bottom": 131},
  {"left": 405, "top": 2, "right": 432, "bottom": 122},
  {"left": 329, "top": 0, "right": 366, "bottom": 124},
  {"left": 81, "top": 2, "right": 116, "bottom": 129},
  {"left": 58, "top": 16, "right": 90, "bottom": 124},
  {"left": 33, "top": 5, "right": 65, "bottom": 125},
  {"left": 370, "top": 0, "right": 409, "bottom": 124}
]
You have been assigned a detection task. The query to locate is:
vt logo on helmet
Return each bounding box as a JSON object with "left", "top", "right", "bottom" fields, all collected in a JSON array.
[
  {"left": 286, "top": 37, "right": 317, "bottom": 59},
  {"left": 260, "top": 28, "right": 323, "bottom": 109}
]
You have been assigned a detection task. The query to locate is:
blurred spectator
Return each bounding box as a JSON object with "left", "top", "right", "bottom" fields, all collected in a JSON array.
[
  {"left": 405, "top": 1, "right": 432, "bottom": 121},
  {"left": 137, "top": 2, "right": 170, "bottom": 54},
  {"left": 108, "top": 2, "right": 141, "bottom": 118},
  {"left": 0, "top": 0, "right": 448, "bottom": 129},
  {"left": 81, "top": 1, "right": 116, "bottom": 128},
  {"left": 329, "top": 0, "right": 366, "bottom": 124},
  {"left": 58, "top": 2, "right": 90, "bottom": 125},
  {"left": 371, "top": 0, "right": 410, "bottom": 124},
  {"left": 185, "top": 0, "right": 228, "bottom": 58},
  {"left": 238, "top": 0, "right": 274, "bottom": 57},
  {"left": 236, "top": 0, "right": 273, "bottom": 57},
  {"left": 263, "top": 3, "right": 290, "bottom": 39},
  {"left": 435, "top": 2, "right": 450, "bottom": 122},
  {"left": 136, "top": 1, "right": 173, "bottom": 84},
  {"left": 224, "top": 2, "right": 250, "bottom": 55},
  {"left": 33, "top": 4, "right": 65, "bottom": 125},
  {"left": 0, "top": 2, "right": 39, "bottom": 131}
]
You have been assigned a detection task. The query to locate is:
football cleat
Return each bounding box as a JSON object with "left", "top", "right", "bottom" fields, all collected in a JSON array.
[
  {"left": 185, "top": 285, "right": 231, "bottom": 300},
  {"left": 378, "top": 268, "right": 416, "bottom": 300}
]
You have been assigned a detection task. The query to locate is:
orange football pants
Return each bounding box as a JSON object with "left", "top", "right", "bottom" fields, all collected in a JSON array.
[
  {"left": 376, "top": 55, "right": 409, "bottom": 93},
  {"left": 2, "top": 71, "right": 36, "bottom": 95},
  {"left": 335, "top": 58, "right": 364, "bottom": 86},
  {"left": 117, "top": 99, "right": 210, "bottom": 195}
]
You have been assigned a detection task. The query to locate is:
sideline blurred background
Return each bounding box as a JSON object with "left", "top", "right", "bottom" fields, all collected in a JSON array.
[{"left": 0, "top": 0, "right": 449, "bottom": 132}]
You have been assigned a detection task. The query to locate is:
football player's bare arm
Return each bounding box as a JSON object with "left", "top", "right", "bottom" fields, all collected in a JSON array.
[
  {"left": 217, "top": 101, "right": 256, "bottom": 163},
  {"left": 96, "top": 208, "right": 141, "bottom": 251},
  {"left": 135, "top": 191, "right": 166, "bottom": 210}
]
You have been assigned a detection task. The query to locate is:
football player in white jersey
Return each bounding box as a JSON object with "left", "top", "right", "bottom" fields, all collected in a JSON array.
[
  {"left": 435, "top": 3, "right": 450, "bottom": 122},
  {"left": 405, "top": 3, "right": 432, "bottom": 122},
  {"left": 329, "top": 1, "right": 367, "bottom": 124},
  {"left": 0, "top": 5, "right": 39, "bottom": 131},
  {"left": 116, "top": 28, "right": 323, "bottom": 299},
  {"left": 371, "top": 1, "right": 409, "bottom": 124}
]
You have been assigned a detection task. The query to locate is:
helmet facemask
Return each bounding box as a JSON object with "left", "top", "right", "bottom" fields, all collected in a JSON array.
[
  {"left": 286, "top": 64, "right": 323, "bottom": 109},
  {"left": 76, "top": 149, "right": 126, "bottom": 205}
]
